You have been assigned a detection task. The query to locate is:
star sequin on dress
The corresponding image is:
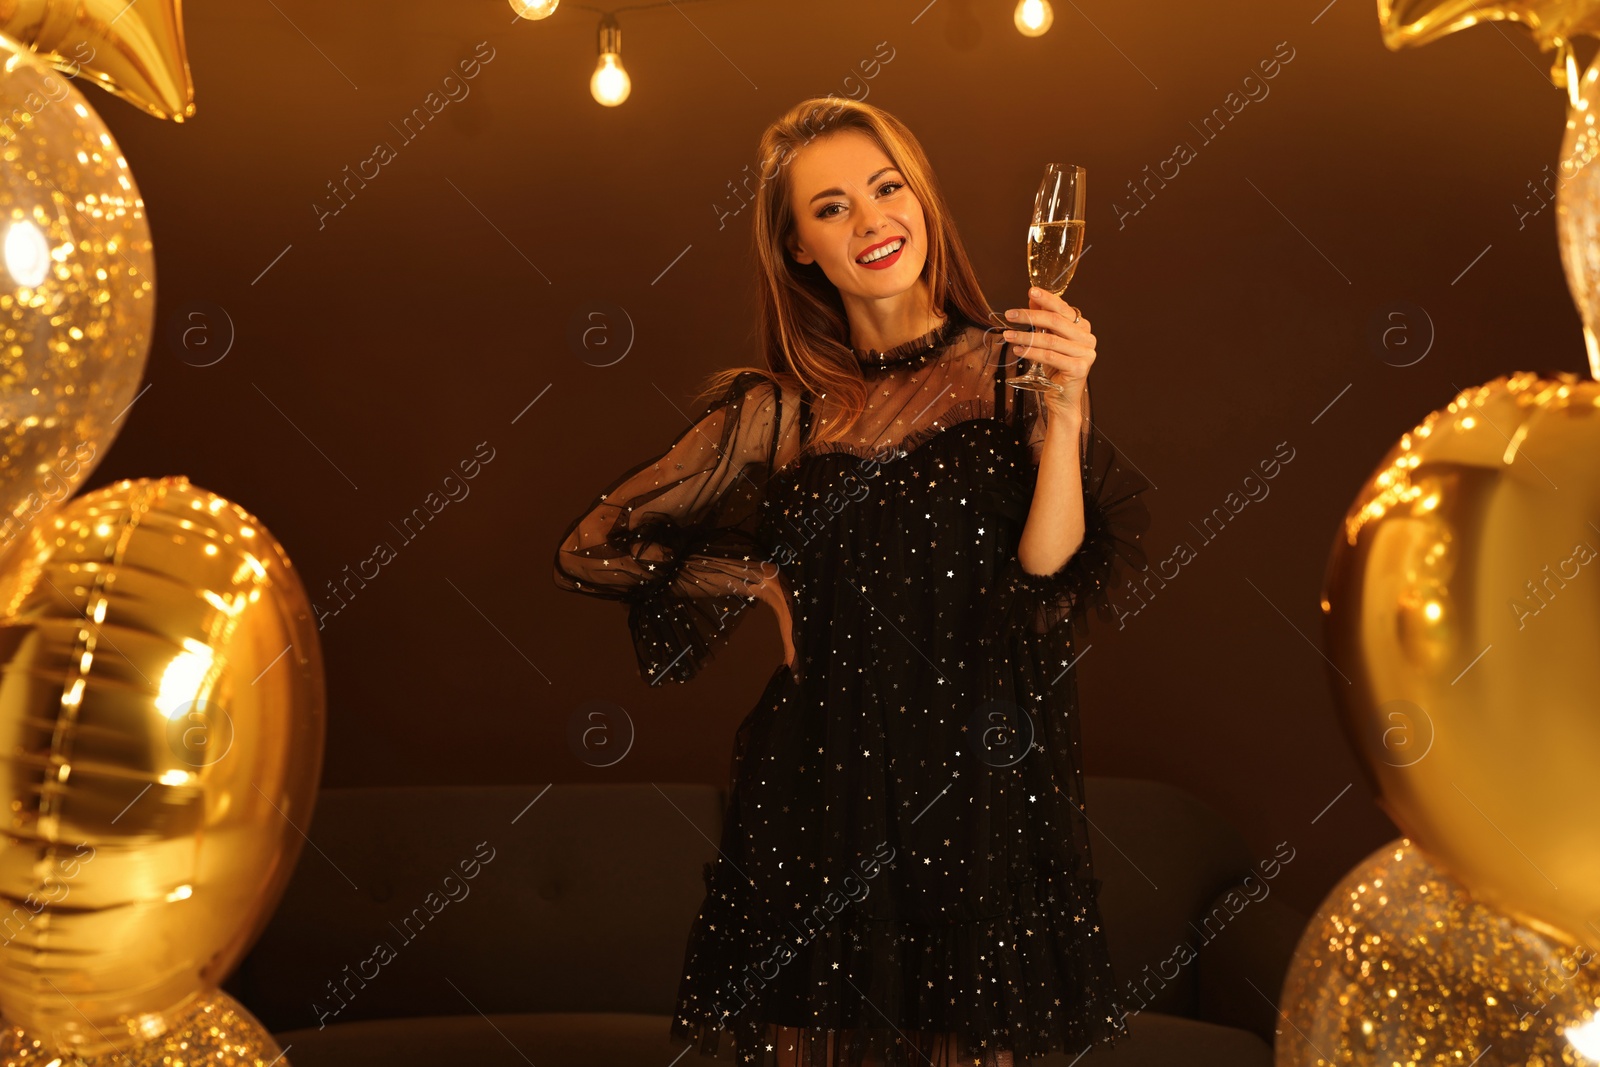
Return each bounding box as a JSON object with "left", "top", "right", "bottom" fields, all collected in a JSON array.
[{"left": 553, "top": 306, "right": 1153, "bottom": 1066}]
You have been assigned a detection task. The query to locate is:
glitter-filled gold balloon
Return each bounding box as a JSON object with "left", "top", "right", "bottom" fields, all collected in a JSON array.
[
  {"left": 1322, "top": 372, "right": 1600, "bottom": 956},
  {"left": 0, "top": 42, "right": 154, "bottom": 567},
  {"left": 0, "top": 988, "right": 291, "bottom": 1066},
  {"left": 0, "top": 1, "right": 194, "bottom": 121},
  {"left": 1275, "top": 838, "right": 1600, "bottom": 1066},
  {"left": 0, "top": 476, "right": 325, "bottom": 1059}
]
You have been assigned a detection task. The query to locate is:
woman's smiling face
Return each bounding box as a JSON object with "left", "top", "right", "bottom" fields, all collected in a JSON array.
[{"left": 787, "top": 129, "right": 929, "bottom": 301}]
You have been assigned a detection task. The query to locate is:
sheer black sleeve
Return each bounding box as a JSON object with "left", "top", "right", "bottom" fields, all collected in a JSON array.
[
  {"left": 552, "top": 371, "right": 785, "bottom": 684},
  {"left": 982, "top": 379, "right": 1152, "bottom": 643}
]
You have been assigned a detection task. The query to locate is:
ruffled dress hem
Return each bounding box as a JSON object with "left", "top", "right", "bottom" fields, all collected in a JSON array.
[{"left": 669, "top": 866, "right": 1134, "bottom": 1066}]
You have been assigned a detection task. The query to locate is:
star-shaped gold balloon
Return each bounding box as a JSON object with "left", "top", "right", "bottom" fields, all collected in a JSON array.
[
  {"left": 0, "top": 0, "right": 194, "bottom": 121},
  {"left": 1380, "top": 0, "right": 1600, "bottom": 52}
]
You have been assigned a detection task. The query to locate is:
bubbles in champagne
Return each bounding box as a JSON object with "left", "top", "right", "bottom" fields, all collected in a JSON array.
[{"left": 1027, "top": 218, "right": 1085, "bottom": 295}]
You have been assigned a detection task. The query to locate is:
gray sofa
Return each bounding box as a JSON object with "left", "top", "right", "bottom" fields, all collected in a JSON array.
[{"left": 223, "top": 777, "right": 1303, "bottom": 1065}]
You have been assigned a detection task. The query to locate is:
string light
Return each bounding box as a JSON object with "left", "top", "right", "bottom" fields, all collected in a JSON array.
[
  {"left": 509, "top": 0, "right": 559, "bottom": 18},
  {"left": 1014, "top": 0, "right": 1054, "bottom": 36},
  {"left": 522, "top": 1, "right": 1056, "bottom": 105},
  {"left": 591, "top": 12, "right": 631, "bottom": 106}
]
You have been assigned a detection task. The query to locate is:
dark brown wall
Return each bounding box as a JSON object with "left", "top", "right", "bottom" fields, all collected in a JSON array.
[{"left": 84, "top": 0, "right": 1575, "bottom": 919}]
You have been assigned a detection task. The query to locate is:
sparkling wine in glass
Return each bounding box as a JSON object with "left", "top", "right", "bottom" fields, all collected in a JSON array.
[{"left": 1009, "top": 163, "right": 1086, "bottom": 393}]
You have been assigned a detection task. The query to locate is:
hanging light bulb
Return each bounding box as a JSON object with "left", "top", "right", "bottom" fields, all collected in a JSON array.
[
  {"left": 591, "top": 13, "right": 631, "bottom": 106},
  {"left": 509, "top": 0, "right": 559, "bottom": 18},
  {"left": 1013, "top": 0, "right": 1053, "bottom": 36}
]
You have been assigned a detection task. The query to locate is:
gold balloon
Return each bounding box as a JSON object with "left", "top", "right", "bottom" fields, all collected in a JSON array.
[
  {"left": 1377, "top": 0, "right": 1600, "bottom": 88},
  {"left": 0, "top": 988, "right": 291, "bottom": 1066},
  {"left": 1276, "top": 838, "right": 1600, "bottom": 1065},
  {"left": 0, "top": 2, "right": 194, "bottom": 121},
  {"left": 1557, "top": 55, "right": 1600, "bottom": 378},
  {"left": 1379, "top": 0, "right": 1600, "bottom": 53},
  {"left": 1322, "top": 372, "right": 1600, "bottom": 955},
  {"left": 0, "top": 44, "right": 154, "bottom": 567},
  {"left": 0, "top": 476, "right": 326, "bottom": 1059}
]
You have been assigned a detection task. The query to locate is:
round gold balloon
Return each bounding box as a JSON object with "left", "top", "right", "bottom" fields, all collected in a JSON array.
[
  {"left": 0, "top": 476, "right": 325, "bottom": 1059},
  {"left": 0, "top": 43, "right": 154, "bottom": 567},
  {"left": 0, "top": 2, "right": 194, "bottom": 122},
  {"left": 0, "top": 988, "right": 291, "bottom": 1066},
  {"left": 1322, "top": 372, "right": 1600, "bottom": 955},
  {"left": 1276, "top": 838, "right": 1600, "bottom": 1065}
]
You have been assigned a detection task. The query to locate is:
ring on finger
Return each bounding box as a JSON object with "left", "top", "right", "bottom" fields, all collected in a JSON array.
[{"left": 1070, "top": 306, "right": 1082, "bottom": 324}]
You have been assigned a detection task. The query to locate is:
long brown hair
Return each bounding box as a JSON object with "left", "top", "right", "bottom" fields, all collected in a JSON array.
[{"left": 695, "top": 95, "right": 1003, "bottom": 447}]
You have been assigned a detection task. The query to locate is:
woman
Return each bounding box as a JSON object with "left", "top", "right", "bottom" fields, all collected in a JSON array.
[{"left": 552, "top": 96, "right": 1151, "bottom": 1066}]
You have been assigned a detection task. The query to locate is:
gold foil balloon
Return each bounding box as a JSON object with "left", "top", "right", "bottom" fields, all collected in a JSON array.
[
  {"left": 1322, "top": 372, "right": 1600, "bottom": 955},
  {"left": 0, "top": 1, "right": 194, "bottom": 121},
  {"left": 1557, "top": 55, "right": 1600, "bottom": 378},
  {"left": 1379, "top": 0, "right": 1600, "bottom": 52},
  {"left": 1276, "top": 838, "right": 1600, "bottom": 1065},
  {"left": 1378, "top": 0, "right": 1600, "bottom": 89},
  {"left": 0, "top": 988, "right": 291, "bottom": 1066},
  {"left": 0, "top": 42, "right": 154, "bottom": 566},
  {"left": 0, "top": 476, "right": 325, "bottom": 1059}
]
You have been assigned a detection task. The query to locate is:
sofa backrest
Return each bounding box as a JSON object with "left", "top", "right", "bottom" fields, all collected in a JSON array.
[
  {"left": 226, "top": 782, "right": 723, "bottom": 1034},
  {"left": 227, "top": 777, "right": 1263, "bottom": 1033}
]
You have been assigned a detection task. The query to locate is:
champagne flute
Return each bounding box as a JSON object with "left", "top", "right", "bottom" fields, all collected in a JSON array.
[{"left": 1009, "top": 163, "right": 1086, "bottom": 393}]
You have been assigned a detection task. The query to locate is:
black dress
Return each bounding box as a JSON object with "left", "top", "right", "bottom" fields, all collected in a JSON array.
[{"left": 552, "top": 308, "right": 1152, "bottom": 1065}]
